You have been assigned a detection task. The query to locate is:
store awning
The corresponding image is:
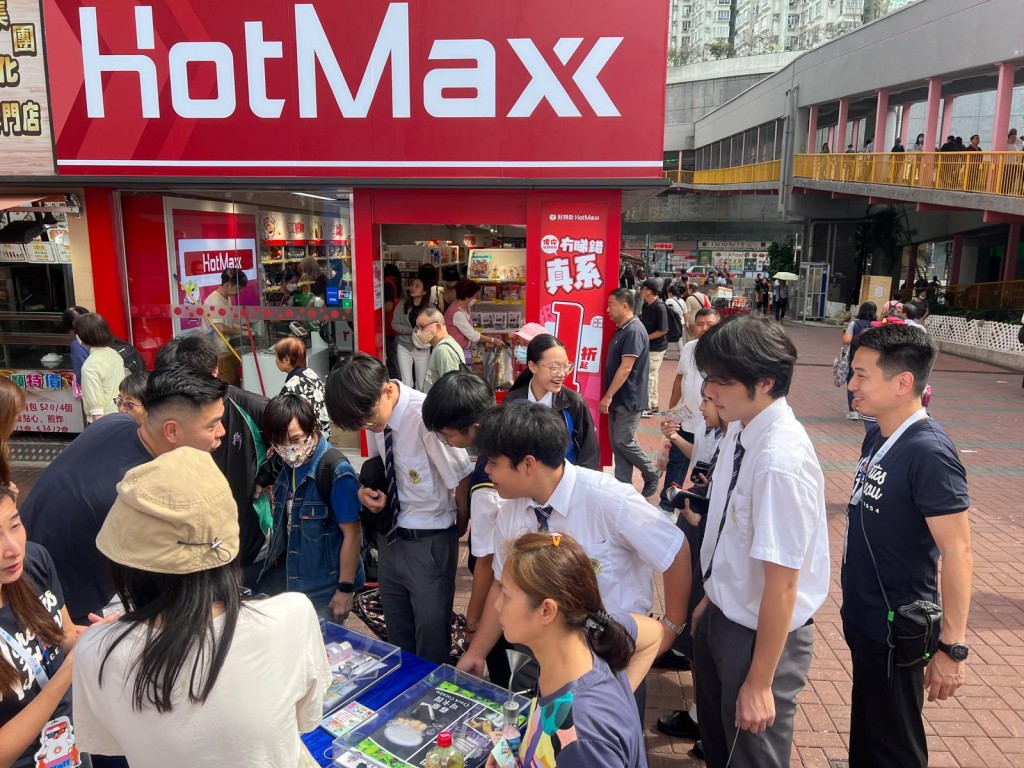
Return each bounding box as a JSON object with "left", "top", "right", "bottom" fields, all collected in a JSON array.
[{"left": 0, "top": 195, "right": 48, "bottom": 212}]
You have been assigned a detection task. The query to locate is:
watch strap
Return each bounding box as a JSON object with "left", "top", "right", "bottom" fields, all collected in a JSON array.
[
  {"left": 336, "top": 581, "right": 356, "bottom": 593},
  {"left": 660, "top": 616, "right": 685, "bottom": 636}
]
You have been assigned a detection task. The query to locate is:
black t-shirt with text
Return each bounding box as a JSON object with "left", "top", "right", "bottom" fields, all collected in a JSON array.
[
  {"left": 640, "top": 299, "right": 670, "bottom": 352},
  {"left": 841, "top": 419, "right": 970, "bottom": 643}
]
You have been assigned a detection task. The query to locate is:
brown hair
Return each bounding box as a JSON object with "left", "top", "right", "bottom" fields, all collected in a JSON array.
[
  {"left": 503, "top": 532, "right": 635, "bottom": 672},
  {"left": 0, "top": 488, "right": 65, "bottom": 695},
  {"left": 0, "top": 377, "right": 25, "bottom": 485},
  {"left": 274, "top": 337, "right": 307, "bottom": 369},
  {"left": 74, "top": 312, "right": 115, "bottom": 347},
  {"left": 455, "top": 278, "right": 481, "bottom": 301}
]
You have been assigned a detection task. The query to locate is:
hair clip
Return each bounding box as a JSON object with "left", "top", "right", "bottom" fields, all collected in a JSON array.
[
  {"left": 550, "top": 533, "right": 561, "bottom": 547},
  {"left": 584, "top": 617, "right": 601, "bottom": 632},
  {"left": 177, "top": 538, "right": 232, "bottom": 562}
]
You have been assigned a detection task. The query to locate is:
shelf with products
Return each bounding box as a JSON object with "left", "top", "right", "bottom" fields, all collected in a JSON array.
[{"left": 466, "top": 247, "right": 526, "bottom": 282}]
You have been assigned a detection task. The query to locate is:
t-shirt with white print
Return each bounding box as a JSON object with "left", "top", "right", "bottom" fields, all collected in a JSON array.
[{"left": 0, "top": 542, "right": 77, "bottom": 768}]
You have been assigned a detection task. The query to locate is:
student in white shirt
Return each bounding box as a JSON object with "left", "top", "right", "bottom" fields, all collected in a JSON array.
[
  {"left": 689, "top": 314, "right": 830, "bottom": 768},
  {"left": 325, "top": 354, "right": 472, "bottom": 665},
  {"left": 456, "top": 403, "right": 690, "bottom": 715}
]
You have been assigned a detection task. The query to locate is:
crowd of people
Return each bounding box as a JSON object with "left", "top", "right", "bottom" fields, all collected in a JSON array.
[{"left": 0, "top": 278, "right": 973, "bottom": 768}]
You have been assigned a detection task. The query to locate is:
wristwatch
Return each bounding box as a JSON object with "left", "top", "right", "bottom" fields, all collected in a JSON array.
[
  {"left": 660, "top": 616, "right": 685, "bottom": 636},
  {"left": 937, "top": 641, "right": 969, "bottom": 662},
  {"left": 336, "top": 581, "right": 356, "bottom": 594}
]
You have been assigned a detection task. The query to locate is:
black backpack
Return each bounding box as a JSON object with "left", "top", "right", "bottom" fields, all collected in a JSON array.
[
  {"left": 666, "top": 299, "right": 685, "bottom": 343},
  {"left": 316, "top": 447, "right": 378, "bottom": 584},
  {"left": 110, "top": 339, "right": 147, "bottom": 373}
]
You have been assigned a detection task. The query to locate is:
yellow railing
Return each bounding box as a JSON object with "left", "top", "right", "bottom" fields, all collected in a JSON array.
[
  {"left": 663, "top": 160, "right": 781, "bottom": 185},
  {"left": 944, "top": 280, "right": 1024, "bottom": 311},
  {"left": 793, "top": 152, "right": 1024, "bottom": 197}
]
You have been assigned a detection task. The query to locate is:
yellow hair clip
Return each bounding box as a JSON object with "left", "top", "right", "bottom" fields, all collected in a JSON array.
[{"left": 550, "top": 533, "right": 561, "bottom": 547}]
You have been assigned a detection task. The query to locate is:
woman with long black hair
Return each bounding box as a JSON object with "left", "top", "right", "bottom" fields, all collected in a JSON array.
[
  {"left": 493, "top": 533, "right": 661, "bottom": 768},
  {"left": 503, "top": 334, "right": 599, "bottom": 470},
  {"left": 72, "top": 448, "right": 329, "bottom": 767}
]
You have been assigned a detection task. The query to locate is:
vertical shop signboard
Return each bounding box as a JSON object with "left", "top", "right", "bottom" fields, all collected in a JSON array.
[
  {"left": 5, "top": 371, "right": 84, "bottom": 433},
  {"left": 536, "top": 202, "right": 608, "bottom": 427},
  {"left": 0, "top": 0, "right": 54, "bottom": 175}
]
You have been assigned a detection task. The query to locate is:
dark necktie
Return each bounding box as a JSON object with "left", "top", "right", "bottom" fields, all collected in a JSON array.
[
  {"left": 533, "top": 505, "right": 554, "bottom": 532},
  {"left": 703, "top": 433, "right": 745, "bottom": 582},
  {"left": 384, "top": 426, "right": 402, "bottom": 545}
]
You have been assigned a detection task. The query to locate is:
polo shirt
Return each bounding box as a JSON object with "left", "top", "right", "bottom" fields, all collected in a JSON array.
[
  {"left": 604, "top": 316, "right": 649, "bottom": 411},
  {"left": 700, "top": 398, "right": 830, "bottom": 631},
  {"left": 365, "top": 381, "right": 472, "bottom": 530},
  {"left": 492, "top": 462, "right": 684, "bottom": 616}
]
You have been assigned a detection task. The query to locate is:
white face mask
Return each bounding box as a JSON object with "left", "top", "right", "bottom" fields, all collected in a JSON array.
[
  {"left": 413, "top": 328, "right": 434, "bottom": 348},
  {"left": 285, "top": 282, "right": 298, "bottom": 292}
]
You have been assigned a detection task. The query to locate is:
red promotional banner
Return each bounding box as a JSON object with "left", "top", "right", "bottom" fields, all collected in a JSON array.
[
  {"left": 42, "top": 0, "right": 667, "bottom": 178},
  {"left": 535, "top": 201, "right": 609, "bottom": 431}
]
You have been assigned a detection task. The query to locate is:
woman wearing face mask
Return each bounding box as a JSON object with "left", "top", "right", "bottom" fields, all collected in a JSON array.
[
  {"left": 255, "top": 393, "right": 364, "bottom": 622},
  {"left": 444, "top": 278, "right": 504, "bottom": 365},
  {"left": 391, "top": 278, "right": 431, "bottom": 390},
  {"left": 504, "top": 334, "right": 600, "bottom": 471}
]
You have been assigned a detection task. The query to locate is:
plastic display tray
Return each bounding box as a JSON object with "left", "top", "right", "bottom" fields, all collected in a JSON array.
[
  {"left": 332, "top": 665, "right": 529, "bottom": 768},
  {"left": 322, "top": 623, "right": 402, "bottom": 716}
]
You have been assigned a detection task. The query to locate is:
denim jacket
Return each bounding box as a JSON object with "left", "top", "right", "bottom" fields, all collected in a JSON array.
[{"left": 261, "top": 437, "right": 363, "bottom": 607}]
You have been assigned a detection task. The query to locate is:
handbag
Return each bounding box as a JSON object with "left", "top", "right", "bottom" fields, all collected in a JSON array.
[
  {"left": 353, "top": 587, "right": 469, "bottom": 662},
  {"left": 832, "top": 345, "right": 850, "bottom": 388}
]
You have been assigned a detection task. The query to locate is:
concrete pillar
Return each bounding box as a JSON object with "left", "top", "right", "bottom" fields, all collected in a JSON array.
[
  {"left": 827, "top": 125, "right": 835, "bottom": 153},
  {"left": 950, "top": 234, "right": 964, "bottom": 284},
  {"left": 835, "top": 98, "right": 849, "bottom": 154},
  {"left": 992, "top": 62, "right": 1017, "bottom": 151},
  {"left": 807, "top": 105, "right": 819, "bottom": 153},
  {"left": 940, "top": 96, "right": 955, "bottom": 144},
  {"left": 886, "top": 107, "right": 899, "bottom": 149},
  {"left": 924, "top": 77, "right": 942, "bottom": 152},
  {"left": 906, "top": 243, "right": 919, "bottom": 290},
  {"left": 873, "top": 89, "right": 889, "bottom": 150},
  {"left": 741, "top": 132, "right": 747, "bottom": 165},
  {"left": 900, "top": 103, "right": 913, "bottom": 145},
  {"left": 1004, "top": 224, "right": 1021, "bottom": 281},
  {"left": 852, "top": 119, "right": 860, "bottom": 150}
]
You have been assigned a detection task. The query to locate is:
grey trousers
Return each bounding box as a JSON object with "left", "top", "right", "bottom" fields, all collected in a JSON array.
[
  {"left": 694, "top": 601, "right": 814, "bottom": 768},
  {"left": 377, "top": 527, "right": 458, "bottom": 666},
  {"left": 609, "top": 404, "right": 658, "bottom": 485}
]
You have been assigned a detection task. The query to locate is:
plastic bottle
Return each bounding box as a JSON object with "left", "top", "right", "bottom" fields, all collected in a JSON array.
[
  {"left": 425, "top": 731, "right": 465, "bottom": 768},
  {"left": 501, "top": 701, "right": 523, "bottom": 754}
]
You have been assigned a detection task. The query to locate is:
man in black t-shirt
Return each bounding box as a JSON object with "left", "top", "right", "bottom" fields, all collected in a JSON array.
[
  {"left": 601, "top": 288, "right": 659, "bottom": 497},
  {"left": 844, "top": 325, "right": 972, "bottom": 768},
  {"left": 639, "top": 278, "right": 669, "bottom": 414}
]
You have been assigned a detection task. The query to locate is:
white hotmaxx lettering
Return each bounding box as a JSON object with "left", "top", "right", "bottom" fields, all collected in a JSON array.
[
  {"left": 201, "top": 252, "right": 244, "bottom": 272},
  {"left": 80, "top": 3, "right": 624, "bottom": 121}
]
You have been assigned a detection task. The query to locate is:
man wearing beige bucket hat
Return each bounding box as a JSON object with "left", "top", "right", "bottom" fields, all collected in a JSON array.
[{"left": 72, "top": 448, "right": 329, "bottom": 768}]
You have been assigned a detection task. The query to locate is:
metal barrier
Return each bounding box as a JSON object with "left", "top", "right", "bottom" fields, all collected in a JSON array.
[
  {"left": 943, "top": 279, "right": 1024, "bottom": 311},
  {"left": 663, "top": 160, "right": 780, "bottom": 185},
  {"left": 793, "top": 152, "right": 1024, "bottom": 198}
]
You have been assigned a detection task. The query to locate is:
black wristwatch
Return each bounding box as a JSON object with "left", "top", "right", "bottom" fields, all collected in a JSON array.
[
  {"left": 937, "top": 641, "right": 969, "bottom": 662},
  {"left": 336, "top": 581, "right": 356, "bottom": 594}
]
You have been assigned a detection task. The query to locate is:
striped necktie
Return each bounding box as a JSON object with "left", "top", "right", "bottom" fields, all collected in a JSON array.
[
  {"left": 702, "top": 433, "right": 745, "bottom": 582},
  {"left": 533, "top": 505, "right": 554, "bottom": 532},
  {"left": 384, "top": 426, "right": 402, "bottom": 545}
]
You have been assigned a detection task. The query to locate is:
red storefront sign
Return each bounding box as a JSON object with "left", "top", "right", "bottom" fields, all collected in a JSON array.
[
  {"left": 535, "top": 202, "right": 608, "bottom": 428},
  {"left": 43, "top": 0, "right": 667, "bottom": 178}
]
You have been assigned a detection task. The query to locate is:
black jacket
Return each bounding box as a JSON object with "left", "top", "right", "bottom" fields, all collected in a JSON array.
[{"left": 504, "top": 380, "right": 600, "bottom": 471}]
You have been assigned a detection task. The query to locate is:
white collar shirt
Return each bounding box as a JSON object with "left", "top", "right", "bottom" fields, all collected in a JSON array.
[
  {"left": 526, "top": 386, "right": 554, "bottom": 407},
  {"left": 365, "top": 381, "right": 472, "bottom": 529},
  {"left": 700, "top": 397, "right": 830, "bottom": 631},
  {"left": 675, "top": 339, "right": 703, "bottom": 432},
  {"left": 491, "top": 462, "right": 684, "bottom": 616}
]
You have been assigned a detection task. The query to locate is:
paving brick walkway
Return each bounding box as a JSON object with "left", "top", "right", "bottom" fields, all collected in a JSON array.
[{"left": 13, "top": 321, "right": 1023, "bottom": 767}]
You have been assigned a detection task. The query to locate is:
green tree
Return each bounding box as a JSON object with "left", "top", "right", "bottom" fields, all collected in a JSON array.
[
  {"left": 767, "top": 240, "right": 797, "bottom": 277},
  {"left": 668, "top": 46, "right": 689, "bottom": 67},
  {"left": 855, "top": 205, "right": 915, "bottom": 278},
  {"left": 708, "top": 41, "right": 735, "bottom": 60}
]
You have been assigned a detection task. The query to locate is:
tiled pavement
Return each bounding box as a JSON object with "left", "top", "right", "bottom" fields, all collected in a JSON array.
[{"left": 12, "top": 321, "right": 1024, "bottom": 767}]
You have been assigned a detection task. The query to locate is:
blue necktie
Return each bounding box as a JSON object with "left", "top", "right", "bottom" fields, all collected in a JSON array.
[
  {"left": 533, "top": 505, "right": 554, "bottom": 532},
  {"left": 384, "top": 426, "right": 401, "bottom": 545},
  {"left": 703, "top": 433, "right": 745, "bottom": 582}
]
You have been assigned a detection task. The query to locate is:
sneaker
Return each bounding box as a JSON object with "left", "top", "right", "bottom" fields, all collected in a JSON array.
[
  {"left": 641, "top": 409, "right": 654, "bottom": 418},
  {"left": 641, "top": 473, "right": 661, "bottom": 498},
  {"left": 845, "top": 411, "right": 861, "bottom": 420},
  {"left": 652, "top": 649, "right": 691, "bottom": 670},
  {"left": 691, "top": 740, "right": 705, "bottom": 760},
  {"left": 657, "top": 710, "right": 701, "bottom": 739}
]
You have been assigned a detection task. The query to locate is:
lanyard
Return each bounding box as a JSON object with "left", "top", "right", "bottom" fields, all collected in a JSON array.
[
  {"left": 850, "top": 408, "right": 928, "bottom": 505},
  {"left": 0, "top": 624, "right": 50, "bottom": 688}
]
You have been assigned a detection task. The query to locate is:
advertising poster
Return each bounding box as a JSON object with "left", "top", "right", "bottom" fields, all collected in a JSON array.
[
  {"left": 5, "top": 371, "right": 84, "bottom": 433},
  {"left": 171, "top": 208, "right": 259, "bottom": 332},
  {"left": 536, "top": 202, "right": 609, "bottom": 429},
  {"left": 0, "top": 0, "right": 55, "bottom": 175}
]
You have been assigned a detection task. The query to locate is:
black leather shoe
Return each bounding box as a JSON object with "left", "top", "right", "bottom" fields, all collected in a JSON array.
[
  {"left": 691, "top": 739, "right": 705, "bottom": 760},
  {"left": 651, "top": 649, "right": 691, "bottom": 671},
  {"left": 656, "top": 709, "right": 701, "bottom": 739}
]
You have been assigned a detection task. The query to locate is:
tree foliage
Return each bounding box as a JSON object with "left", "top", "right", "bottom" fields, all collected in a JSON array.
[
  {"left": 708, "top": 41, "right": 735, "bottom": 59},
  {"left": 767, "top": 240, "right": 797, "bottom": 277}
]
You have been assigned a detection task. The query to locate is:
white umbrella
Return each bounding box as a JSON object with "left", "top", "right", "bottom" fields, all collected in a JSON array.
[{"left": 773, "top": 271, "right": 799, "bottom": 281}]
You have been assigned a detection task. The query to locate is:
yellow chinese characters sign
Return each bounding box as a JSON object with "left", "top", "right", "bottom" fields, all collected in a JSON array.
[{"left": 0, "top": 0, "right": 53, "bottom": 175}]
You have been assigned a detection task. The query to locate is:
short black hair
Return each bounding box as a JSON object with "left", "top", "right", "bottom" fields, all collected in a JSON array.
[
  {"left": 220, "top": 268, "right": 248, "bottom": 288},
  {"left": 694, "top": 314, "right": 796, "bottom": 398},
  {"left": 608, "top": 287, "right": 632, "bottom": 305},
  {"left": 326, "top": 353, "right": 389, "bottom": 431},
  {"left": 262, "top": 392, "right": 319, "bottom": 445},
  {"left": 155, "top": 335, "right": 218, "bottom": 372},
  {"left": 475, "top": 402, "right": 568, "bottom": 470},
  {"left": 119, "top": 371, "right": 149, "bottom": 402},
  {"left": 856, "top": 302, "right": 878, "bottom": 321},
  {"left": 74, "top": 313, "right": 115, "bottom": 347},
  {"left": 901, "top": 303, "right": 918, "bottom": 320},
  {"left": 854, "top": 324, "right": 936, "bottom": 395},
  {"left": 422, "top": 371, "right": 494, "bottom": 432},
  {"left": 62, "top": 305, "right": 89, "bottom": 333},
  {"left": 454, "top": 279, "right": 481, "bottom": 301},
  {"left": 694, "top": 307, "right": 720, "bottom": 322},
  {"left": 144, "top": 365, "right": 227, "bottom": 418}
]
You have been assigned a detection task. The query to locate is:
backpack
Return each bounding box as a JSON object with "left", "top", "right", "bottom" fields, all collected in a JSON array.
[
  {"left": 316, "top": 447, "right": 376, "bottom": 583},
  {"left": 110, "top": 339, "right": 147, "bottom": 373},
  {"left": 666, "top": 299, "right": 685, "bottom": 343}
]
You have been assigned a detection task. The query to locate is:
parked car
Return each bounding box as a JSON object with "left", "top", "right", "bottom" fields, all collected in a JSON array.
[{"left": 685, "top": 265, "right": 719, "bottom": 281}]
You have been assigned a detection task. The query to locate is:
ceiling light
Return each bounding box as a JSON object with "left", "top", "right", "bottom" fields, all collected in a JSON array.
[{"left": 292, "top": 192, "right": 338, "bottom": 202}]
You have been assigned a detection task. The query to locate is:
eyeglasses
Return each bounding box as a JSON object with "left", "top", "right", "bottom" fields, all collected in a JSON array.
[
  {"left": 436, "top": 425, "right": 473, "bottom": 446},
  {"left": 360, "top": 386, "right": 390, "bottom": 429},
  {"left": 415, "top": 320, "right": 440, "bottom": 331},
  {"left": 114, "top": 396, "right": 141, "bottom": 411},
  {"left": 537, "top": 362, "right": 574, "bottom": 376}
]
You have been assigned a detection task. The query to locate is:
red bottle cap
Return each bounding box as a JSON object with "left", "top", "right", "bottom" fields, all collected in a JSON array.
[{"left": 437, "top": 731, "right": 452, "bottom": 748}]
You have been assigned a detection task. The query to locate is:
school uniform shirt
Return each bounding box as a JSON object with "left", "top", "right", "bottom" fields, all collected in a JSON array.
[
  {"left": 0, "top": 544, "right": 76, "bottom": 768},
  {"left": 492, "top": 462, "right": 684, "bottom": 616},
  {"left": 675, "top": 339, "right": 703, "bottom": 433},
  {"left": 519, "top": 613, "right": 647, "bottom": 768},
  {"left": 73, "top": 593, "right": 329, "bottom": 768},
  {"left": 365, "top": 381, "right": 472, "bottom": 530},
  {"left": 468, "top": 457, "right": 501, "bottom": 559},
  {"left": 700, "top": 398, "right": 830, "bottom": 631}
]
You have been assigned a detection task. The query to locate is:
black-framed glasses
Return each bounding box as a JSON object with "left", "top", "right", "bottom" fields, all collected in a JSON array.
[
  {"left": 114, "top": 396, "right": 141, "bottom": 411},
  {"left": 415, "top": 320, "right": 441, "bottom": 331}
]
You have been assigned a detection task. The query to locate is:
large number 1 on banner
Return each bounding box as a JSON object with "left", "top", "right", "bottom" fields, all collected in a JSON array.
[{"left": 549, "top": 300, "right": 585, "bottom": 392}]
